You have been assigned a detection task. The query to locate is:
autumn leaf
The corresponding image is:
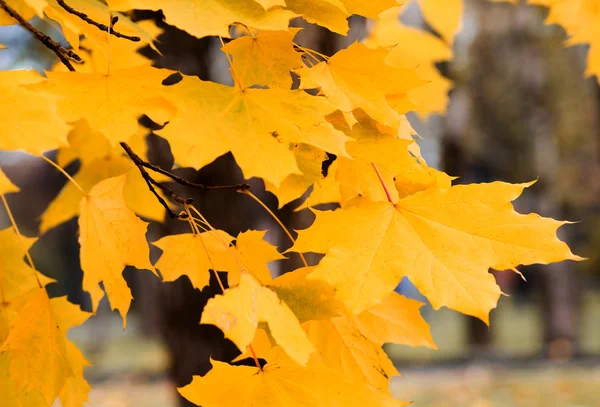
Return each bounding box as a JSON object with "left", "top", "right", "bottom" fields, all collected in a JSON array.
[
  {"left": 0, "top": 229, "right": 48, "bottom": 343},
  {"left": 33, "top": 65, "right": 176, "bottom": 146},
  {"left": 202, "top": 273, "right": 314, "bottom": 365},
  {"left": 179, "top": 347, "right": 406, "bottom": 407},
  {"left": 106, "top": 0, "right": 296, "bottom": 39},
  {"left": 78, "top": 174, "right": 156, "bottom": 325},
  {"left": 154, "top": 229, "right": 283, "bottom": 289},
  {"left": 292, "top": 182, "right": 581, "bottom": 320},
  {"left": 0, "top": 0, "right": 35, "bottom": 25},
  {"left": 157, "top": 75, "right": 348, "bottom": 186},
  {"left": 0, "top": 71, "right": 69, "bottom": 155},
  {"left": 221, "top": 28, "right": 304, "bottom": 89},
  {"left": 367, "top": 8, "right": 454, "bottom": 115},
  {"left": 352, "top": 292, "right": 436, "bottom": 349},
  {"left": 294, "top": 42, "right": 425, "bottom": 128},
  {"left": 303, "top": 312, "right": 399, "bottom": 390},
  {"left": 226, "top": 230, "right": 286, "bottom": 285},
  {"left": 153, "top": 230, "right": 236, "bottom": 289},
  {"left": 418, "top": 0, "right": 463, "bottom": 45},
  {"left": 268, "top": 267, "right": 339, "bottom": 323},
  {"left": 0, "top": 288, "right": 70, "bottom": 405},
  {"left": 41, "top": 126, "right": 168, "bottom": 232}
]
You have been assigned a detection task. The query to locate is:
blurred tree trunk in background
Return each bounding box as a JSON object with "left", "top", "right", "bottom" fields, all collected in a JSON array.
[{"left": 442, "top": 0, "right": 600, "bottom": 358}]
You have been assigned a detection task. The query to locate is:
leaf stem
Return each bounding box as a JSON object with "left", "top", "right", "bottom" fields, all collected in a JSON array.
[
  {"left": 239, "top": 189, "right": 307, "bottom": 267},
  {"left": 39, "top": 155, "right": 86, "bottom": 196},
  {"left": 0, "top": 193, "right": 41, "bottom": 288},
  {"left": 371, "top": 163, "right": 394, "bottom": 203},
  {"left": 0, "top": 0, "right": 80, "bottom": 71},
  {"left": 187, "top": 205, "right": 262, "bottom": 370}
]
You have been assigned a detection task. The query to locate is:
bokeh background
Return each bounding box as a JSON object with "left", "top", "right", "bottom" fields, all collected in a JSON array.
[{"left": 1, "top": 0, "right": 599, "bottom": 406}]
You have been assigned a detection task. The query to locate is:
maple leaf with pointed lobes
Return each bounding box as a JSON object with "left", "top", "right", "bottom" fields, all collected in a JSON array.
[
  {"left": 294, "top": 42, "right": 425, "bottom": 128},
  {"left": 202, "top": 273, "right": 314, "bottom": 365},
  {"left": 106, "top": 0, "right": 296, "bottom": 39},
  {"left": 303, "top": 313, "right": 399, "bottom": 390},
  {"left": 0, "top": 0, "right": 35, "bottom": 25},
  {"left": 222, "top": 28, "right": 304, "bottom": 90},
  {"left": 179, "top": 347, "right": 407, "bottom": 407},
  {"left": 268, "top": 266, "right": 339, "bottom": 323},
  {"left": 265, "top": 144, "right": 328, "bottom": 208},
  {"left": 292, "top": 182, "right": 582, "bottom": 321},
  {"left": 418, "top": 0, "right": 463, "bottom": 45},
  {"left": 41, "top": 127, "right": 168, "bottom": 233},
  {"left": 352, "top": 292, "right": 436, "bottom": 349},
  {"left": 0, "top": 71, "right": 69, "bottom": 155},
  {"left": 154, "top": 229, "right": 284, "bottom": 289},
  {"left": 367, "top": 8, "right": 454, "bottom": 115},
  {"left": 78, "top": 174, "right": 156, "bottom": 326},
  {"left": 157, "top": 75, "right": 349, "bottom": 187},
  {"left": 0, "top": 289, "right": 70, "bottom": 405},
  {"left": 32, "top": 65, "right": 176, "bottom": 147}
]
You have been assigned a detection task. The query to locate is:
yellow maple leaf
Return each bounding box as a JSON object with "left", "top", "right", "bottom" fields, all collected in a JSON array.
[
  {"left": 268, "top": 266, "right": 339, "bottom": 323},
  {"left": 292, "top": 182, "right": 581, "bottom": 321},
  {"left": 284, "top": 0, "right": 349, "bottom": 34},
  {"left": 342, "top": 0, "right": 400, "bottom": 19},
  {"left": 352, "top": 292, "right": 436, "bottom": 348},
  {"left": 295, "top": 42, "right": 425, "bottom": 128},
  {"left": 153, "top": 230, "right": 236, "bottom": 289},
  {"left": 107, "top": 0, "right": 296, "bottom": 39},
  {"left": 36, "top": 65, "right": 175, "bottom": 146},
  {"left": 42, "top": 127, "right": 168, "bottom": 232},
  {"left": 0, "top": 0, "right": 35, "bottom": 25},
  {"left": 0, "top": 72, "right": 69, "bottom": 155},
  {"left": 0, "top": 169, "right": 19, "bottom": 195},
  {"left": 0, "top": 288, "right": 70, "bottom": 405},
  {"left": 222, "top": 28, "right": 304, "bottom": 89},
  {"left": 179, "top": 347, "right": 405, "bottom": 407},
  {"left": 304, "top": 311, "right": 398, "bottom": 390},
  {"left": 50, "top": 296, "right": 93, "bottom": 407},
  {"left": 226, "top": 230, "right": 285, "bottom": 285},
  {"left": 202, "top": 273, "right": 314, "bottom": 365},
  {"left": 418, "top": 0, "right": 463, "bottom": 45},
  {"left": 40, "top": 156, "right": 130, "bottom": 233},
  {"left": 158, "top": 76, "right": 348, "bottom": 186},
  {"left": 264, "top": 144, "right": 328, "bottom": 208},
  {"left": 59, "top": 341, "right": 92, "bottom": 407},
  {"left": 154, "top": 229, "right": 283, "bottom": 288},
  {"left": 0, "top": 229, "right": 45, "bottom": 343},
  {"left": 367, "top": 8, "right": 454, "bottom": 115},
  {"left": 78, "top": 174, "right": 155, "bottom": 325},
  {"left": 56, "top": 120, "right": 112, "bottom": 168}
]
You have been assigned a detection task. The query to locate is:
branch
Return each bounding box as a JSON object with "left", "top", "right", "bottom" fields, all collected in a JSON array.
[
  {"left": 0, "top": 0, "right": 80, "bottom": 71},
  {"left": 57, "top": 0, "right": 141, "bottom": 42},
  {"left": 120, "top": 142, "right": 250, "bottom": 193},
  {"left": 119, "top": 142, "right": 250, "bottom": 220}
]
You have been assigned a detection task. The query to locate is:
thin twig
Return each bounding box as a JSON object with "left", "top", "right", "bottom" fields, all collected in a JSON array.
[
  {"left": 0, "top": 0, "right": 80, "bottom": 71},
  {"left": 57, "top": 0, "right": 141, "bottom": 42},
  {"left": 119, "top": 142, "right": 250, "bottom": 192},
  {"left": 120, "top": 144, "right": 182, "bottom": 219}
]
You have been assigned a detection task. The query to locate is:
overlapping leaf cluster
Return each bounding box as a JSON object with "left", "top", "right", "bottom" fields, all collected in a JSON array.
[{"left": 0, "top": 0, "right": 587, "bottom": 406}]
